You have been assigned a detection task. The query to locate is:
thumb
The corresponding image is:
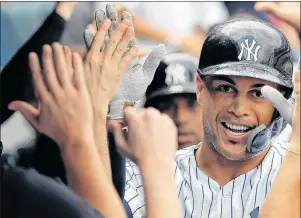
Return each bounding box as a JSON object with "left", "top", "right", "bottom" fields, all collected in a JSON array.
[
  {"left": 261, "top": 86, "right": 293, "bottom": 125},
  {"left": 143, "top": 44, "right": 166, "bottom": 80},
  {"left": 110, "top": 122, "right": 134, "bottom": 160},
  {"left": 8, "top": 101, "right": 40, "bottom": 130}
]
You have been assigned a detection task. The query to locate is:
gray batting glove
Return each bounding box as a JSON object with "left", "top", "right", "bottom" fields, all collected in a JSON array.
[
  {"left": 262, "top": 85, "right": 294, "bottom": 125},
  {"left": 83, "top": 4, "right": 167, "bottom": 119},
  {"left": 108, "top": 44, "right": 166, "bottom": 119}
]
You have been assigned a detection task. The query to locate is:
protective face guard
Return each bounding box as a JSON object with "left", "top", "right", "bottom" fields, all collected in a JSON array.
[{"left": 245, "top": 117, "right": 286, "bottom": 159}]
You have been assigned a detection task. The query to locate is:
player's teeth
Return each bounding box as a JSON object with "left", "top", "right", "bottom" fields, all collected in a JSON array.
[
  {"left": 228, "top": 129, "right": 245, "bottom": 135},
  {"left": 225, "top": 123, "right": 248, "bottom": 131}
]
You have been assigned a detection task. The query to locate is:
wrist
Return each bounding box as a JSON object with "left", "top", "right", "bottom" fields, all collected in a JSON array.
[
  {"left": 107, "top": 100, "right": 138, "bottom": 120},
  {"left": 55, "top": 5, "right": 75, "bottom": 21},
  {"left": 94, "top": 105, "right": 109, "bottom": 120},
  {"left": 140, "top": 157, "right": 175, "bottom": 190},
  {"left": 139, "top": 155, "right": 174, "bottom": 173},
  {"left": 60, "top": 137, "right": 97, "bottom": 157}
]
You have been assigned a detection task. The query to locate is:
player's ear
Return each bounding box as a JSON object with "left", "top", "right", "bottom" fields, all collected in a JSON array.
[{"left": 196, "top": 73, "right": 205, "bottom": 105}]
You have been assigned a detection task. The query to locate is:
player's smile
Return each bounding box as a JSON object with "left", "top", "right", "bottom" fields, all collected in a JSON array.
[{"left": 219, "top": 121, "right": 256, "bottom": 144}]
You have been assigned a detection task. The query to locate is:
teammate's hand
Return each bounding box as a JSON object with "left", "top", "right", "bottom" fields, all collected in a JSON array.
[
  {"left": 83, "top": 5, "right": 139, "bottom": 115},
  {"left": 8, "top": 43, "right": 94, "bottom": 149},
  {"left": 254, "top": 2, "right": 301, "bottom": 32},
  {"left": 111, "top": 107, "right": 178, "bottom": 165},
  {"left": 84, "top": 4, "right": 166, "bottom": 119}
]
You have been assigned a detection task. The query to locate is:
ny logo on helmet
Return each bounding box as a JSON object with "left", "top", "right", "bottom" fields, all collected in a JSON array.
[
  {"left": 165, "top": 63, "right": 188, "bottom": 85},
  {"left": 238, "top": 39, "right": 261, "bottom": 62}
]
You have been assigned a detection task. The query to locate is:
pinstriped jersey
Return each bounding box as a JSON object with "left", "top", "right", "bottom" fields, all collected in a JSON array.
[{"left": 124, "top": 139, "right": 288, "bottom": 218}]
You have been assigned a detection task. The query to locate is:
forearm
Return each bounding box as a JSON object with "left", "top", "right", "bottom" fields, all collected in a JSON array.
[
  {"left": 134, "top": 18, "right": 169, "bottom": 43},
  {"left": 140, "top": 160, "right": 181, "bottom": 218},
  {"left": 289, "top": 13, "right": 301, "bottom": 33},
  {"left": 259, "top": 149, "right": 300, "bottom": 218},
  {"left": 61, "top": 139, "right": 126, "bottom": 218},
  {"left": 134, "top": 18, "right": 204, "bottom": 57},
  {"left": 108, "top": 130, "right": 126, "bottom": 198},
  {"left": 93, "top": 109, "right": 112, "bottom": 179}
]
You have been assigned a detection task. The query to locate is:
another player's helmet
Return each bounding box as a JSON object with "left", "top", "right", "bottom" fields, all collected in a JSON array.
[
  {"left": 198, "top": 18, "right": 293, "bottom": 90},
  {"left": 144, "top": 52, "right": 198, "bottom": 107},
  {"left": 197, "top": 18, "right": 294, "bottom": 159}
]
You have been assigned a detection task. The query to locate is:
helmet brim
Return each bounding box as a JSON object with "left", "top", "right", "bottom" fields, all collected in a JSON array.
[
  {"left": 198, "top": 62, "right": 293, "bottom": 88},
  {"left": 145, "top": 83, "right": 196, "bottom": 107}
]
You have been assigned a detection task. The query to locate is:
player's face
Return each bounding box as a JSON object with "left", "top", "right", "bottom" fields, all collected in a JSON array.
[
  {"left": 153, "top": 94, "right": 203, "bottom": 149},
  {"left": 196, "top": 75, "right": 278, "bottom": 160}
]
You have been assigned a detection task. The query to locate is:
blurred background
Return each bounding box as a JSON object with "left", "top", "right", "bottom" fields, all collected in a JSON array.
[{"left": 1, "top": 1, "right": 300, "bottom": 153}]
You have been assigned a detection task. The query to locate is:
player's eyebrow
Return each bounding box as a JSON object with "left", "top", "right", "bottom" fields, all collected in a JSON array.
[
  {"left": 250, "top": 84, "right": 266, "bottom": 88},
  {"left": 209, "top": 76, "right": 236, "bottom": 85},
  {"left": 209, "top": 76, "right": 267, "bottom": 88}
]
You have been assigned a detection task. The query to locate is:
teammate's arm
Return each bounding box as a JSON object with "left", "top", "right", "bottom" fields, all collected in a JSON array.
[
  {"left": 255, "top": 2, "right": 300, "bottom": 32},
  {"left": 8, "top": 43, "right": 127, "bottom": 218},
  {"left": 83, "top": 4, "right": 166, "bottom": 181},
  {"left": 117, "top": 6, "right": 206, "bottom": 57},
  {"left": 259, "top": 68, "right": 300, "bottom": 218},
  {"left": 112, "top": 108, "right": 182, "bottom": 218},
  {"left": 1, "top": 1, "right": 77, "bottom": 124}
]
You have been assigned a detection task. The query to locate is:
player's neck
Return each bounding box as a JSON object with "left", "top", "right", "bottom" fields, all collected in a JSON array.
[{"left": 195, "top": 142, "right": 269, "bottom": 186}]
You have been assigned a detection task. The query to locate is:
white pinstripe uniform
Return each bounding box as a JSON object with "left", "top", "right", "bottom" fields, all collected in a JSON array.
[{"left": 124, "top": 136, "right": 289, "bottom": 218}]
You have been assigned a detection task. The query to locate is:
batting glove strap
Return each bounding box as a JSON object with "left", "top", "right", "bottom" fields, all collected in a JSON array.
[{"left": 107, "top": 100, "right": 140, "bottom": 120}]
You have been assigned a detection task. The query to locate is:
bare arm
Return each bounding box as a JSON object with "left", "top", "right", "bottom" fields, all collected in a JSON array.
[
  {"left": 260, "top": 65, "right": 300, "bottom": 218},
  {"left": 1, "top": 2, "right": 77, "bottom": 124},
  {"left": 255, "top": 2, "right": 300, "bottom": 32},
  {"left": 259, "top": 150, "right": 300, "bottom": 218},
  {"left": 83, "top": 4, "right": 165, "bottom": 180},
  {"left": 118, "top": 7, "right": 205, "bottom": 57},
  {"left": 61, "top": 138, "right": 126, "bottom": 218},
  {"left": 112, "top": 108, "right": 182, "bottom": 218},
  {"left": 140, "top": 159, "right": 181, "bottom": 218},
  {"left": 8, "top": 43, "right": 127, "bottom": 217}
]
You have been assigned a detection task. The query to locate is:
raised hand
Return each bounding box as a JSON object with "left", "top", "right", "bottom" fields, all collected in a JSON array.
[
  {"left": 261, "top": 86, "right": 294, "bottom": 125},
  {"left": 84, "top": 4, "right": 166, "bottom": 119},
  {"left": 262, "top": 64, "right": 300, "bottom": 148},
  {"left": 8, "top": 43, "right": 93, "bottom": 149},
  {"left": 255, "top": 2, "right": 301, "bottom": 32},
  {"left": 83, "top": 5, "right": 139, "bottom": 115},
  {"left": 111, "top": 107, "right": 178, "bottom": 165}
]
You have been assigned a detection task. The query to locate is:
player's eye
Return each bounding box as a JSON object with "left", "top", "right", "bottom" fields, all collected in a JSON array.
[
  {"left": 186, "top": 98, "right": 197, "bottom": 109},
  {"left": 215, "top": 85, "right": 235, "bottom": 93},
  {"left": 250, "top": 90, "right": 264, "bottom": 98},
  {"left": 155, "top": 101, "right": 174, "bottom": 112}
]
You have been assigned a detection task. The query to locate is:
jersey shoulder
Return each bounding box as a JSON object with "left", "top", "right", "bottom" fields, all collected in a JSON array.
[
  {"left": 269, "top": 136, "right": 288, "bottom": 158},
  {"left": 175, "top": 144, "right": 200, "bottom": 163}
]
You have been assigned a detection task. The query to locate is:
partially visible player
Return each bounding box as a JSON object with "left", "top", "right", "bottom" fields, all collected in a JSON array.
[
  {"left": 144, "top": 52, "right": 203, "bottom": 149},
  {"left": 117, "top": 18, "right": 296, "bottom": 218}
]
